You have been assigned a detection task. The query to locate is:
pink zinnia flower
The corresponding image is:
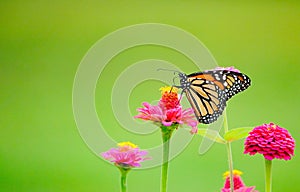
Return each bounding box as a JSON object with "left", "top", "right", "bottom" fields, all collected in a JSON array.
[
  {"left": 221, "top": 170, "right": 258, "bottom": 192},
  {"left": 244, "top": 123, "right": 295, "bottom": 160},
  {"left": 135, "top": 86, "right": 198, "bottom": 133},
  {"left": 101, "top": 142, "right": 149, "bottom": 167},
  {"left": 159, "top": 87, "right": 180, "bottom": 110},
  {"left": 214, "top": 66, "right": 240, "bottom": 73}
]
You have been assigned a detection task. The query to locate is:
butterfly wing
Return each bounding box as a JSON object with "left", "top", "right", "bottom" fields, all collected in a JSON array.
[
  {"left": 183, "top": 70, "right": 251, "bottom": 124},
  {"left": 203, "top": 70, "right": 251, "bottom": 100},
  {"left": 184, "top": 75, "right": 227, "bottom": 124}
]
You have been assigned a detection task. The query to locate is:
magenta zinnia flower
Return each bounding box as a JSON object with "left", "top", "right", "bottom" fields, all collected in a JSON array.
[
  {"left": 135, "top": 86, "right": 198, "bottom": 133},
  {"left": 244, "top": 123, "right": 295, "bottom": 160},
  {"left": 101, "top": 142, "right": 149, "bottom": 167},
  {"left": 221, "top": 170, "right": 258, "bottom": 192}
]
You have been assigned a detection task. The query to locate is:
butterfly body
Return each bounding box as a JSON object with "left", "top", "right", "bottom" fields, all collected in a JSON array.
[{"left": 175, "top": 70, "right": 251, "bottom": 124}]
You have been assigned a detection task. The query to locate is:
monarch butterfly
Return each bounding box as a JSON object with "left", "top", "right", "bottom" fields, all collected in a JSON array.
[{"left": 173, "top": 69, "right": 251, "bottom": 124}]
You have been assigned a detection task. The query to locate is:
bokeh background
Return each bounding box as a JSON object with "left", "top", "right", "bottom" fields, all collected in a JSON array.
[{"left": 1, "top": 1, "right": 299, "bottom": 191}]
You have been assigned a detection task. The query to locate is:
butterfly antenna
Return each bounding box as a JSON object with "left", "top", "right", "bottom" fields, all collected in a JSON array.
[{"left": 172, "top": 76, "right": 178, "bottom": 85}]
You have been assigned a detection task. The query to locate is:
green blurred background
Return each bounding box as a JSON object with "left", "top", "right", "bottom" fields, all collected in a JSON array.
[{"left": 1, "top": 1, "right": 299, "bottom": 191}]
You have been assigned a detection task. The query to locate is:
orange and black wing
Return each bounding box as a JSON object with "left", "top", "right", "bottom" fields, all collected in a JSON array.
[
  {"left": 205, "top": 70, "right": 251, "bottom": 100},
  {"left": 184, "top": 75, "right": 227, "bottom": 124},
  {"left": 184, "top": 70, "right": 251, "bottom": 124}
]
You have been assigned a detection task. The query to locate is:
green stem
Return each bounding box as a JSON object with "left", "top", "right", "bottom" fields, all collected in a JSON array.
[
  {"left": 265, "top": 159, "right": 272, "bottom": 192},
  {"left": 160, "top": 125, "right": 176, "bottom": 192},
  {"left": 118, "top": 167, "right": 130, "bottom": 192},
  {"left": 224, "top": 111, "right": 234, "bottom": 192}
]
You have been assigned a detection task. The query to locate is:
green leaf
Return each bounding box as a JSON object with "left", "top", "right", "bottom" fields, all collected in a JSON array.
[
  {"left": 197, "top": 129, "right": 226, "bottom": 144},
  {"left": 224, "top": 127, "right": 253, "bottom": 142}
]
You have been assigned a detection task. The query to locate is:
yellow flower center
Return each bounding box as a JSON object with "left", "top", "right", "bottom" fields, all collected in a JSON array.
[
  {"left": 159, "top": 86, "right": 178, "bottom": 95},
  {"left": 223, "top": 170, "right": 243, "bottom": 179},
  {"left": 118, "top": 141, "right": 138, "bottom": 149}
]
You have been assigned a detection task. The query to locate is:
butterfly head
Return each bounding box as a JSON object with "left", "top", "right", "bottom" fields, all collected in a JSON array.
[{"left": 177, "top": 72, "right": 190, "bottom": 89}]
